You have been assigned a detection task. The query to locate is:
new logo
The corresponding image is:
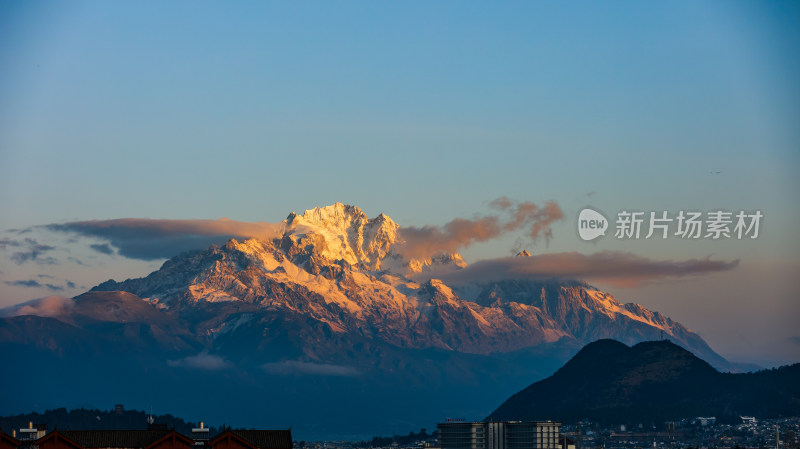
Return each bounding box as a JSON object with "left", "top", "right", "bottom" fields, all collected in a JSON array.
[{"left": 578, "top": 208, "right": 608, "bottom": 241}]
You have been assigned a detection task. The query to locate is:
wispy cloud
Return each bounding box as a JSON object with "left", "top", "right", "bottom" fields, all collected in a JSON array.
[
  {"left": 262, "top": 360, "right": 360, "bottom": 377},
  {"left": 4, "top": 277, "right": 73, "bottom": 292},
  {"left": 417, "top": 251, "right": 739, "bottom": 287},
  {"left": 398, "top": 198, "right": 564, "bottom": 259},
  {"left": 0, "top": 295, "right": 74, "bottom": 317},
  {"left": 4, "top": 279, "right": 42, "bottom": 288},
  {"left": 167, "top": 351, "right": 231, "bottom": 370},
  {"left": 46, "top": 218, "right": 282, "bottom": 260},
  {"left": 0, "top": 238, "right": 58, "bottom": 265},
  {"left": 0, "top": 238, "right": 21, "bottom": 249}
]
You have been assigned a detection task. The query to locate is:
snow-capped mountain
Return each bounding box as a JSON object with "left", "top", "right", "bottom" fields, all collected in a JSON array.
[{"left": 90, "top": 203, "right": 723, "bottom": 365}]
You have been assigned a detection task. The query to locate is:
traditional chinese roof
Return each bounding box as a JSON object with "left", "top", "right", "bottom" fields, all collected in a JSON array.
[
  {"left": 58, "top": 430, "right": 180, "bottom": 449},
  {"left": 0, "top": 431, "right": 20, "bottom": 449},
  {"left": 228, "top": 431, "right": 292, "bottom": 449}
]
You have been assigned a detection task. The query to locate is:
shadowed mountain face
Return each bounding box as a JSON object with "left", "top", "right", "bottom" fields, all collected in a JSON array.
[
  {"left": 488, "top": 340, "right": 800, "bottom": 425},
  {"left": 0, "top": 204, "right": 742, "bottom": 439}
]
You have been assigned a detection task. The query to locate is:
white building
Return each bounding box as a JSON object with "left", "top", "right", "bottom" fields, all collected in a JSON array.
[
  {"left": 17, "top": 423, "right": 47, "bottom": 442},
  {"left": 694, "top": 417, "right": 716, "bottom": 426}
]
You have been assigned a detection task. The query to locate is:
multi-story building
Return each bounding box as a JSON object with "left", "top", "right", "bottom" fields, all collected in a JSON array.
[
  {"left": 438, "top": 421, "right": 560, "bottom": 449},
  {"left": 439, "top": 421, "right": 486, "bottom": 449}
]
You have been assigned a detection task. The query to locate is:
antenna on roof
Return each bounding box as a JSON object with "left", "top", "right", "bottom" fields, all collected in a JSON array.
[{"left": 147, "top": 406, "right": 154, "bottom": 425}]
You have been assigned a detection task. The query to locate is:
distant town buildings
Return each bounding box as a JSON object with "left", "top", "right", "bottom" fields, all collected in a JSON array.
[
  {"left": 556, "top": 416, "right": 800, "bottom": 449},
  {"left": 693, "top": 417, "right": 716, "bottom": 427},
  {"left": 437, "top": 420, "right": 560, "bottom": 449}
]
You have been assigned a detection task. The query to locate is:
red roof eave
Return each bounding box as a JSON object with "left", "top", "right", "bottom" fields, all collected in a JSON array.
[
  {"left": 209, "top": 431, "right": 258, "bottom": 449},
  {"left": 145, "top": 431, "right": 195, "bottom": 449},
  {"left": 35, "top": 431, "right": 85, "bottom": 449}
]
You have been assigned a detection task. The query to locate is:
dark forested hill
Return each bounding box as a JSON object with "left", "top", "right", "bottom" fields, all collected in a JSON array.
[
  {"left": 488, "top": 339, "right": 800, "bottom": 424},
  {"left": 0, "top": 407, "right": 218, "bottom": 436}
]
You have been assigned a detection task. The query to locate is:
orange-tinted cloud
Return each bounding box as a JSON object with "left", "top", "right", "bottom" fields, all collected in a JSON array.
[
  {"left": 0, "top": 295, "right": 75, "bottom": 317},
  {"left": 398, "top": 198, "right": 564, "bottom": 259}
]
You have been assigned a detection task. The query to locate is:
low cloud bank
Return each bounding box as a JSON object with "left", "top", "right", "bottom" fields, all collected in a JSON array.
[
  {"left": 167, "top": 351, "right": 230, "bottom": 370},
  {"left": 262, "top": 360, "right": 360, "bottom": 377},
  {"left": 0, "top": 295, "right": 75, "bottom": 317},
  {"left": 46, "top": 218, "right": 282, "bottom": 260},
  {"left": 417, "top": 251, "right": 740, "bottom": 287}
]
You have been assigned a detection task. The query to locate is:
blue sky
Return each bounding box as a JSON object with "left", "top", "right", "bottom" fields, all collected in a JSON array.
[{"left": 1, "top": 1, "right": 798, "bottom": 366}]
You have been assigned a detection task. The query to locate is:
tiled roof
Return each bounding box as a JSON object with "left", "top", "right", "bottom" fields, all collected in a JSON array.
[
  {"left": 230, "top": 431, "right": 292, "bottom": 449},
  {"left": 1, "top": 431, "right": 20, "bottom": 446},
  {"left": 60, "top": 430, "right": 171, "bottom": 448}
]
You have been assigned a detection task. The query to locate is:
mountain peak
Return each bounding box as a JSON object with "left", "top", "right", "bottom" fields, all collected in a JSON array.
[
  {"left": 296, "top": 203, "right": 368, "bottom": 229},
  {"left": 280, "top": 203, "right": 399, "bottom": 270}
]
